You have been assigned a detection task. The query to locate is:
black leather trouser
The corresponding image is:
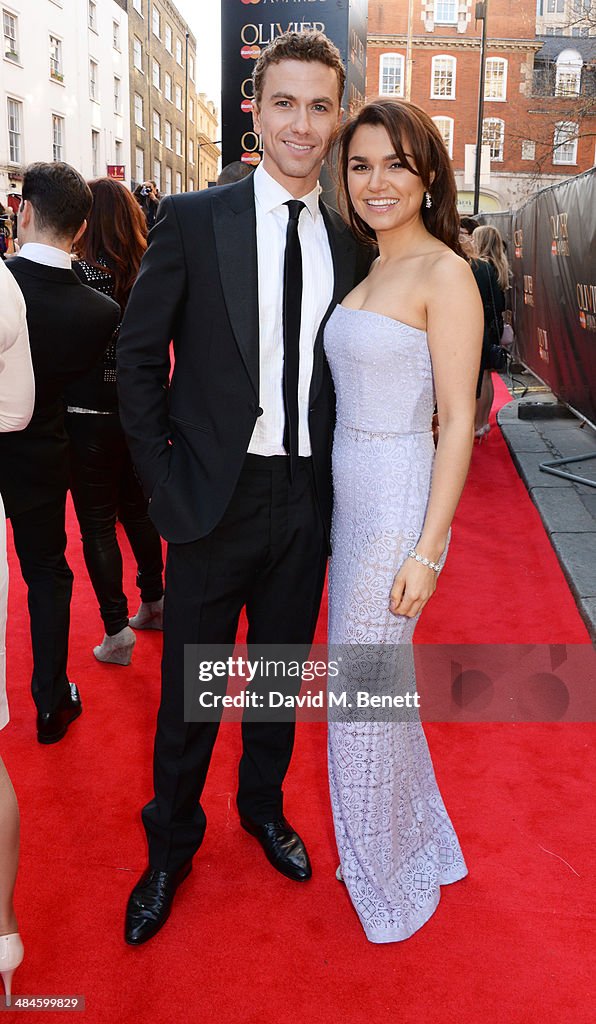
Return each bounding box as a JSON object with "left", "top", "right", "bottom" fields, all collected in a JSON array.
[{"left": 66, "top": 412, "right": 164, "bottom": 636}]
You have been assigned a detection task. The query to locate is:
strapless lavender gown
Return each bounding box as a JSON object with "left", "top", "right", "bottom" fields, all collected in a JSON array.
[{"left": 324, "top": 304, "right": 467, "bottom": 943}]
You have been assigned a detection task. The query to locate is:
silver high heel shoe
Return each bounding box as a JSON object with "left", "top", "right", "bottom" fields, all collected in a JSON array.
[
  {"left": 0, "top": 933, "right": 24, "bottom": 1007},
  {"left": 93, "top": 625, "right": 136, "bottom": 666},
  {"left": 128, "top": 598, "right": 164, "bottom": 631}
]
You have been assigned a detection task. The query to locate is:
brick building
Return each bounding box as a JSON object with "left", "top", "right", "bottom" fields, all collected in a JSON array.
[
  {"left": 367, "top": 0, "right": 596, "bottom": 211},
  {"left": 128, "top": 0, "right": 219, "bottom": 192}
]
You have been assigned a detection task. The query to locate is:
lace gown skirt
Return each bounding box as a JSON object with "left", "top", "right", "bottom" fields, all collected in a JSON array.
[{"left": 324, "top": 306, "right": 467, "bottom": 943}]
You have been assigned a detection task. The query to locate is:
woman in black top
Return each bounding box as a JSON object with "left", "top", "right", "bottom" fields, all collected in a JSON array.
[
  {"left": 66, "top": 178, "right": 164, "bottom": 665},
  {"left": 470, "top": 225, "right": 509, "bottom": 439}
]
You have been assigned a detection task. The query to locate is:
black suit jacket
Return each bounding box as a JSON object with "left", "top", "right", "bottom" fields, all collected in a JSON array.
[
  {"left": 0, "top": 257, "right": 120, "bottom": 517},
  {"left": 117, "top": 174, "right": 370, "bottom": 546}
]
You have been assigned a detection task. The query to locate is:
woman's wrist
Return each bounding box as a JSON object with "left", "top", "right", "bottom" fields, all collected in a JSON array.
[
  {"left": 414, "top": 537, "right": 447, "bottom": 563},
  {"left": 408, "top": 549, "right": 441, "bottom": 574}
]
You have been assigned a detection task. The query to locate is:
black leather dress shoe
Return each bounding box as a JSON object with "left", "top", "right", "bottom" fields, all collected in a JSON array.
[
  {"left": 125, "top": 861, "right": 192, "bottom": 946},
  {"left": 36, "top": 683, "right": 82, "bottom": 745},
  {"left": 240, "top": 817, "right": 312, "bottom": 882}
]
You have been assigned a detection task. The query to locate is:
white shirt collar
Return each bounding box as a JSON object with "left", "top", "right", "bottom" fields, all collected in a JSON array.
[
  {"left": 18, "top": 242, "right": 72, "bottom": 270},
  {"left": 253, "top": 162, "right": 322, "bottom": 221}
]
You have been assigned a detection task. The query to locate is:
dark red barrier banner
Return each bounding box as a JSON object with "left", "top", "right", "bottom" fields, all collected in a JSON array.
[{"left": 482, "top": 168, "right": 596, "bottom": 427}]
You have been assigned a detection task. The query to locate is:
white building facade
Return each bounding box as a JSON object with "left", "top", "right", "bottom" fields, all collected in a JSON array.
[{"left": 1, "top": 0, "right": 131, "bottom": 201}]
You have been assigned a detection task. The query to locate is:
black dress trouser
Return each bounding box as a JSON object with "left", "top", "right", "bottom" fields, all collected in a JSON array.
[
  {"left": 142, "top": 455, "right": 328, "bottom": 872},
  {"left": 66, "top": 412, "right": 163, "bottom": 636},
  {"left": 9, "top": 495, "right": 73, "bottom": 716}
]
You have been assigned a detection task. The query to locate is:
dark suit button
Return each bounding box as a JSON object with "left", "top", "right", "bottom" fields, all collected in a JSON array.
[{"left": 257, "top": 406, "right": 263, "bottom": 416}]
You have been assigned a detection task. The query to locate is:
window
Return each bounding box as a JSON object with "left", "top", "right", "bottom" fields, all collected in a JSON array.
[
  {"left": 114, "top": 77, "right": 121, "bottom": 114},
  {"left": 135, "top": 145, "right": 144, "bottom": 184},
  {"left": 152, "top": 57, "right": 161, "bottom": 90},
  {"left": 115, "top": 139, "right": 122, "bottom": 164},
  {"left": 7, "top": 96, "right": 21, "bottom": 162},
  {"left": 165, "top": 165, "right": 172, "bottom": 195},
  {"left": 165, "top": 23, "right": 172, "bottom": 53},
  {"left": 133, "top": 0, "right": 142, "bottom": 13},
  {"left": 112, "top": 20, "right": 120, "bottom": 50},
  {"left": 521, "top": 140, "right": 536, "bottom": 160},
  {"left": 175, "top": 84, "right": 182, "bottom": 110},
  {"left": 49, "top": 35, "right": 63, "bottom": 81},
  {"left": 175, "top": 128, "right": 182, "bottom": 156},
  {"left": 52, "top": 113, "right": 64, "bottom": 161},
  {"left": 176, "top": 38, "right": 183, "bottom": 65},
  {"left": 431, "top": 56, "right": 456, "bottom": 99},
  {"left": 164, "top": 72, "right": 172, "bottom": 102},
  {"left": 152, "top": 5, "right": 160, "bottom": 38},
  {"left": 546, "top": 0, "right": 565, "bottom": 11},
  {"left": 175, "top": 170, "right": 182, "bottom": 193},
  {"left": 189, "top": 138, "right": 194, "bottom": 164},
  {"left": 134, "top": 92, "right": 144, "bottom": 127},
  {"left": 189, "top": 98, "right": 195, "bottom": 123},
  {"left": 553, "top": 121, "right": 578, "bottom": 164},
  {"left": 133, "top": 36, "right": 142, "bottom": 72},
  {"left": 484, "top": 58, "right": 507, "bottom": 101},
  {"left": 189, "top": 177, "right": 194, "bottom": 192},
  {"left": 164, "top": 120, "right": 172, "bottom": 149},
  {"left": 189, "top": 54, "right": 195, "bottom": 81},
  {"left": 152, "top": 109, "right": 161, "bottom": 142},
  {"left": 379, "top": 54, "right": 404, "bottom": 97},
  {"left": 153, "top": 158, "right": 161, "bottom": 191},
  {"left": 91, "top": 129, "right": 99, "bottom": 176},
  {"left": 89, "top": 59, "right": 98, "bottom": 101},
  {"left": 3, "top": 10, "right": 19, "bottom": 62},
  {"left": 482, "top": 118, "right": 505, "bottom": 161},
  {"left": 88, "top": 0, "right": 97, "bottom": 31},
  {"left": 432, "top": 116, "right": 454, "bottom": 158},
  {"left": 555, "top": 50, "right": 582, "bottom": 97},
  {"left": 434, "top": 0, "right": 458, "bottom": 24}
]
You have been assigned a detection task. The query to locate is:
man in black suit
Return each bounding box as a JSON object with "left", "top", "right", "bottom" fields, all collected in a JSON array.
[
  {"left": 0, "top": 162, "right": 120, "bottom": 743},
  {"left": 118, "top": 32, "right": 370, "bottom": 945}
]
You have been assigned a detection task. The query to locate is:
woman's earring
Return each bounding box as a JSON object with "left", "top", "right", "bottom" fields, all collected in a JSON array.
[{"left": 425, "top": 191, "right": 432, "bottom": 209}]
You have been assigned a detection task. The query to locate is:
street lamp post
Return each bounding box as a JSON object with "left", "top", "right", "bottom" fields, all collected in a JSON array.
[
  {"left": 405, "top": 0, "right": 415, "bottom": 101},
  {"left": 473, "top": 1, "right": 489, "bottom": 216},
  {"left": 197, "top": 139, "right": 222, "bottom": 190}
]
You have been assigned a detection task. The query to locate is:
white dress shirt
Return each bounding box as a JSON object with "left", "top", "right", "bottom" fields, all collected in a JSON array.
[
  {"left": 17, "top": 242, "right": 72, "bottom": 270},
  {"left": 248, "top": 162, "right": 334, "bottom": 457}
]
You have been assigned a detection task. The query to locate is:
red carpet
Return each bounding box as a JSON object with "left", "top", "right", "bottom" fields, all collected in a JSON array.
[{"left": 1, "top": 376, "right": 593, "bottom": 1023}]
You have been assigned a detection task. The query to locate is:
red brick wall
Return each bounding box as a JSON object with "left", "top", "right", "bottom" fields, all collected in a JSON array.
[
  {"left": 366, "top": 0, "right": 596, "bottom": 179},
  {"left": 369, "top": 0, "right": 536, "bottom": 41}
]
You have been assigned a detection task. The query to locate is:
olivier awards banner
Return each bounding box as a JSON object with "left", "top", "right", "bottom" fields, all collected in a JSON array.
[
  {"left": 482, "top": 167, "right": 596, "bottom": 427},
  {"left": 221, "top": 0, "right": 368, "bottom": 169}
]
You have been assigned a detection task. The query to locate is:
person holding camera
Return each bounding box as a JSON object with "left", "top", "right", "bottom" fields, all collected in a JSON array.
[{"left": 133, "top": 181, "right": 160, "bottom": 230}]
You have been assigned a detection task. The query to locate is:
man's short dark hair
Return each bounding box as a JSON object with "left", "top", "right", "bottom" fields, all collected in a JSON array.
[
  {"left": 459, "top": 216, "right": 479, "bottom": 235},
  {"left": 217, "top": 162, "right": 254, "bottom": 186},
  {"left": 22, "top": 162, "right": 92, "bottom": 239},
  {"left": 253, "top": 31, "right": 345, "bottom": 108}
]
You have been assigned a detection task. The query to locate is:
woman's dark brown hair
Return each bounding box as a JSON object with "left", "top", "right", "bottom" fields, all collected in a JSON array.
[
  {"left": 336, "top": 98, "right": 464, "bottom": 256},
  {"left": 75, "top": 177, "right": 148, "bottom": 311}
]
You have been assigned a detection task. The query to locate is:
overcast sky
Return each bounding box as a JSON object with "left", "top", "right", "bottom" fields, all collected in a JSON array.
[{"left": 175, "top": 0, "right": 222, "bottom": 114}]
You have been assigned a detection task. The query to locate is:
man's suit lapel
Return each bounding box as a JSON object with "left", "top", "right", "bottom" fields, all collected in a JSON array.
[
  {"left": 212, "top": 176, "right": 259, "bottom": 398},
  {"left": 308, "top": 202, "right": 359, "bottom": 401},
  {"left": 320, "top": 202, "right": 359, "bottom": 317}
]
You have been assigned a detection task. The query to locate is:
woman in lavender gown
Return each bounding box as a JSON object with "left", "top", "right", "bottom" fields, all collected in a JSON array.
[{"left": 324, "top": 99, "right": 483, "bottom": 942}]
